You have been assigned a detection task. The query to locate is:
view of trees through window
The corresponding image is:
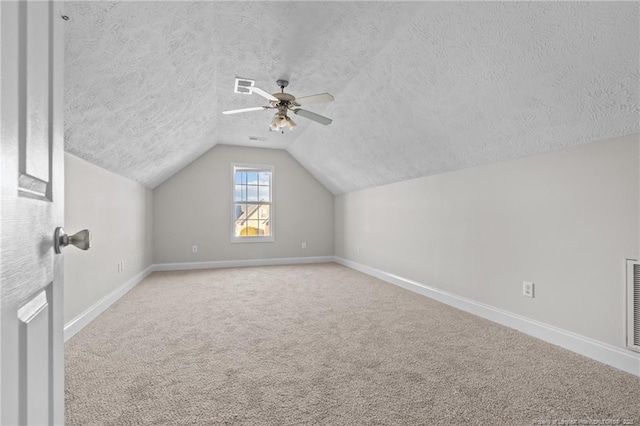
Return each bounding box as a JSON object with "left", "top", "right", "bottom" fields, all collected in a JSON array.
[{"left": 233, "top": 165, "right": 272, "bottom": 240}]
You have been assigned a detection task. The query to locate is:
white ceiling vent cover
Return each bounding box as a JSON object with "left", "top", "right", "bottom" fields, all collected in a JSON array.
[
  {"left": 234, "top": 77, "right": 255, "bottom": 95},
  {"left": 627, "top": 259, "right": 640, "bottom": 352}
]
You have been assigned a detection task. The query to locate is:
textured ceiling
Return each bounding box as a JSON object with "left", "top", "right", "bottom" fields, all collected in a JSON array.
[{"left": 64, "top": 1, "right": 639, "bottom": 193}]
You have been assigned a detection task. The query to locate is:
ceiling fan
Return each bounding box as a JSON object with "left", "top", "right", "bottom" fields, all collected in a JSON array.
[{"left": 222, "top": 79, "right": 334, "bottom": 132}]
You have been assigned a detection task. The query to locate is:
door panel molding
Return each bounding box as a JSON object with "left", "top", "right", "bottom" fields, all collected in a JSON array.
[
  {"left": 18, "top": 0, "right": 53, "bottom": 201},
  {"left": 18, "top": 288, "right": 51, "bottom": 425}
]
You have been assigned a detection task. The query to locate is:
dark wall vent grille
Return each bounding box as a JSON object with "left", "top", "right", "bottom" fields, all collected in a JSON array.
[{"left": 627, "top": 260, "right": 640, "bottom": 352}]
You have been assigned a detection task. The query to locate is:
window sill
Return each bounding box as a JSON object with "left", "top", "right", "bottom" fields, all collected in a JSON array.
[{"left": 230, "top": 236, "right": 275, "bottom": 244}]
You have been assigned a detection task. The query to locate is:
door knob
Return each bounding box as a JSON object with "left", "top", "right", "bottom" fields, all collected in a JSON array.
[{"left": 54, "top": 227, "right": 91, "bottom": 254}]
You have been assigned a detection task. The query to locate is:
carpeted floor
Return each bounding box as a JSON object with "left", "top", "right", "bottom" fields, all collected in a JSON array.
[{"left": 65, "top": 263, "right": 640, "bottom": 425}]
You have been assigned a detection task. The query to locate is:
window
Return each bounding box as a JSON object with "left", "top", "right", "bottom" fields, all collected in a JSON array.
[{"left": 231, "top": 164, "right": 274, "bottom": 243}]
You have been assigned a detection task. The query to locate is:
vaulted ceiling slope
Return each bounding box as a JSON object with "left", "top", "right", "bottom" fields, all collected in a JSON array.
[{"left": 64, "top": 2, "right": 639, "bottom": 193}]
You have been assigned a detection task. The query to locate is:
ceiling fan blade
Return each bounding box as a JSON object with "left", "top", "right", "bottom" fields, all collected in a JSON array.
[
  {"left": 293, "top": 108, "right": 332, "bottom": 125},
  {"left": 294, "top": 93, "right": 334, "bottom": 106},
  {"left": 222, "top": 106, "right": 269, "bottom": 115},
  {"left": 250, "top": 86, "right": 278, "bottom": 102}
]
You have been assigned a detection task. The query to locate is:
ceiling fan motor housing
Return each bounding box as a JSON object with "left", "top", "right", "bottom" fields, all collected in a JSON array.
[
  {"left": 271, "top": 92, "right": 298, "bottom": 111},
  {"left": 273, "top": 92, "right": 295, "bottom": 102}
]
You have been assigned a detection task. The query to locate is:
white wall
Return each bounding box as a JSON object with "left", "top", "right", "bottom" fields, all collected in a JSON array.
[
  {"left": 335, "top": 134, "right": 639, "bottom": 349},
  {"left": 64, "top": 153, "right": 153, "bottom": 324},
  {"left": 153, "top": 144, "right": 333, "bottom": 263}
]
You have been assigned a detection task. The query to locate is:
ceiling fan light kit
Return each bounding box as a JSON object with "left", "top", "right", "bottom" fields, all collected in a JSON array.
[
  {"left": 223, "top": 79, "right": 334, "bottom": 132},
  {"left": 270, "top": 113, "right": 296, "bottom": 132}
]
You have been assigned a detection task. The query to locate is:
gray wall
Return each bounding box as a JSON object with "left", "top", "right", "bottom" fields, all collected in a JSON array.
[
  {"left": 153, "top": 145, "right": 333, "bottom": 263},
  {"left": 335, "top": 134, "right": 639, "bottom": 349},
  {"left": 64, "top": 153, "right": 153, "bottom": 324}
]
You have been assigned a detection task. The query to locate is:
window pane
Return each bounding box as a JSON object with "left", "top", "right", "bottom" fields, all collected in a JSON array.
[
  {"left": 258, "top": 186, "right": 270, "bottom": 202},
  {"left": 234, "top": 203, "right": 246, "bottom": 220},
  {"left": 258, "top": 205, "right": 270, "bottom": 236},
  {"left": 247, "top": 185, "right": 258, "bottom": 201},
  {"left": 235, "top": 171, "right": 246, "bottom": 185},
  {"left": 257, "top": 205, "right": 269, "bottom": 220},
  {"left": 259, "top": 172, "right": 270, "bottom": 185},
  {"left": 234, "top": 185, "right": 244, "bottom": 201},
  {"left": 237, "top": 204, "right": 258, "bottom": 222},
  {"left": 234, "top": 222, "right": 246, "bottom": 237},
  {"left": 234, "top": 203, "right": 248, "bottom": 237},
  {"left": 248, "top": 203, "right": 261, "bottom": 218},
  {"left": 244, "top": 220, "right": 260, "bottom": 236},
  {"left": 246, "top": 172, "right": 258, "bottom": 185}
]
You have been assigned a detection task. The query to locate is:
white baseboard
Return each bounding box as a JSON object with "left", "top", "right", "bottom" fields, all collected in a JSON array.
[
  {"left": 333, "top": 256, "right": 640, "bottom": 378},
  {"left": 153, "top": 256, "right": 334, "bottom": 272},
  {"left": 64, "top": 265, "right": 155, "bottom": 342},
  {"left": 66, "top": 255, "right": 639, "bottom": 377}
]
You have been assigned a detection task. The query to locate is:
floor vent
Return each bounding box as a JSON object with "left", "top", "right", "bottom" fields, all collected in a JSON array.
[{"left": 627, "top": 259, "right": 640, "bottom": 352}]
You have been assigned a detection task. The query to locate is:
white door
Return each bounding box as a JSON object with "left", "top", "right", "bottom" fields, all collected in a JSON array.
[{"left": 1, "top": 1, "right": 65, "bottom": 424}]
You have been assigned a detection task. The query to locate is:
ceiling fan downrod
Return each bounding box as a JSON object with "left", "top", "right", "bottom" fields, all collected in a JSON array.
[{"left": 276, "top": 79, "right": 289, "bottom": 93}]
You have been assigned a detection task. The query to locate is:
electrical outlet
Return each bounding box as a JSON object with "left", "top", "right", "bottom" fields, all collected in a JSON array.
[
  {"left": 301, "top": 242, "right": 306, "bottom": 249},
  {"left": 523, "top": 281, "right": 534, "bottom": 298},
  {"left": 192, "top": 245, "right": 198, "bottom": 253}
]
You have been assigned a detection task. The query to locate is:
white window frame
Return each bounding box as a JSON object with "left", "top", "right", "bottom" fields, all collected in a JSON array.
[{"left": 230, "top": 163, "right": 274, "bottom": 243}]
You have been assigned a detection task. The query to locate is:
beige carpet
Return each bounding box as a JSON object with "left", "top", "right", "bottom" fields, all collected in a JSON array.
[{"left": 66, "top": 263, "right": 640, "bottom": 425}]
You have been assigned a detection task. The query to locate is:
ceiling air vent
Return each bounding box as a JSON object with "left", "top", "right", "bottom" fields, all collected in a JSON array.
[
  {"left": 234, "top": 77, "right": 255, "bottom": 95},
  {"left": 248, "top": 136, "right": 267, "bottom": 142},
  {"left": 626, "top": 259, "right": 640, "bottom": 352}
]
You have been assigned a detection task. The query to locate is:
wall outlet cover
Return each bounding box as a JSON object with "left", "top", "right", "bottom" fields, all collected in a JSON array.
[{"left": 523, "top": 281, "right": 534, "bottom": 298}]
